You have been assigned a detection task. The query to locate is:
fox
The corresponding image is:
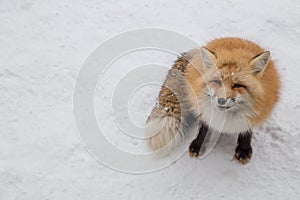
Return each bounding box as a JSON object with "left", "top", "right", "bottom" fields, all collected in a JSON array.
[{"left": 145, "top": 37, "right": 280, "bottom": 164}]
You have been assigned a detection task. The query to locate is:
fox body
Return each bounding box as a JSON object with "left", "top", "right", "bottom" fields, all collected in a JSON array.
[{"left": 146, "top": 37, "right": 280, "bottom": 163}]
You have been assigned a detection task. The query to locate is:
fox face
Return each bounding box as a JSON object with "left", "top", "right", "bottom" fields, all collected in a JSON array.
[
  {"left": 186, "top": 44, "right": 273, "bottom": 133},
  {"left": 201, "top": 47, "right": 270, "bottom": 113},
  {"left": 204, "top": 67, "right": 255, "bottom": 114}
]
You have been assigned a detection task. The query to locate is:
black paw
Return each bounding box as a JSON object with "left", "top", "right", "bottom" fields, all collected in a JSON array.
[
  {"left": 189, "top": 140, "right": 205, "bottom": 157},
  {"left": 234, "top": 145, "right": 253, "bottom": 164}
]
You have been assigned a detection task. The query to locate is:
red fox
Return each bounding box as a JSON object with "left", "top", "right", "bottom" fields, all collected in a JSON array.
[{"left": 146, "top": 37, "right": 280, "bottom": 164}]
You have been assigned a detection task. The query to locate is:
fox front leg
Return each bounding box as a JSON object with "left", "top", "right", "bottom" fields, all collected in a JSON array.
[
  {"left": 189, "top": 123, "right": 209, "bottom": 157},
  {"left": 234, "top": 131, "right": 253, "bottom": 164}
]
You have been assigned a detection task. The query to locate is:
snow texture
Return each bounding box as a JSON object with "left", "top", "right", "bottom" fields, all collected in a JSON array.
[{"left": 1, "top": 0, "right": 300, "bottom": 199}]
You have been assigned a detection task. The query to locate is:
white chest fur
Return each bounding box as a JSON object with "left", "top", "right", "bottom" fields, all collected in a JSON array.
[{"left": 200, "top": 103, "right": 251, "bottom": 134}]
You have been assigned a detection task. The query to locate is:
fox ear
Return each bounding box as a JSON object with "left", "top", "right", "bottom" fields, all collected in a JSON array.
[
  {"left": 251, "top": 51, "right": 270, "bottom": 76},
  {"left": 200, "top": 47, "right": 217, "bottom": 69}
]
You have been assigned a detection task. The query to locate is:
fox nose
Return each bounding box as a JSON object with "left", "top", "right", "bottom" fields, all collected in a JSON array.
[{"left": 217, "top": 98, "right": 226, "bottom": 105}]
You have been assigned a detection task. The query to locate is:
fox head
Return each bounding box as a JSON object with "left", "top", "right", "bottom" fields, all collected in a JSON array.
[{"left": 186, "top": 46, "right": 271, "bottom": 119}]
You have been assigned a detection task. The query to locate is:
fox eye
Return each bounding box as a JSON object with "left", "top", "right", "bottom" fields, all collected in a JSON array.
[
  {"left": 212, "top": 79, "right": 221, "bottom": 85},
  {"left": 232, "top": 83, "right": 245, "bottom": 89}
]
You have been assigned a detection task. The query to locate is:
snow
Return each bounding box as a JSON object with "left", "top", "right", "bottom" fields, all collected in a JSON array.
[{"left": 1, "top": 0, "right": 300, "bottom": 199}]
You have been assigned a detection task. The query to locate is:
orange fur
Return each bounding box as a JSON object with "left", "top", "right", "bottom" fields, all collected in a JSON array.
[{"left": 185, "top": 37, "right": 280, "bottom": 128}]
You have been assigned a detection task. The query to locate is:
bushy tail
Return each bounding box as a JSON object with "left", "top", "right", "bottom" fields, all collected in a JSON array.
[
  {"left": 145, "top": 109, "right": 183, "bottom": 154},
  {"left": 145, "top": 50, "right": 196, "bottom": 154}
]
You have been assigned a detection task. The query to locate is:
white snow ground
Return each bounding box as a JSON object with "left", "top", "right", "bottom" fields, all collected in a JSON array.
[{"left": 1, "top": 0, "right": 300, "bottom": 199}]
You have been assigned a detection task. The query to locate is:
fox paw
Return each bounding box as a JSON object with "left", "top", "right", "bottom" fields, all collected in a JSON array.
[
  {"left": 189, "top": 140, "right": 205, "bottom": 157},
  {"left": 234, "top": 145, "right": 253, "bottom": 164}
]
